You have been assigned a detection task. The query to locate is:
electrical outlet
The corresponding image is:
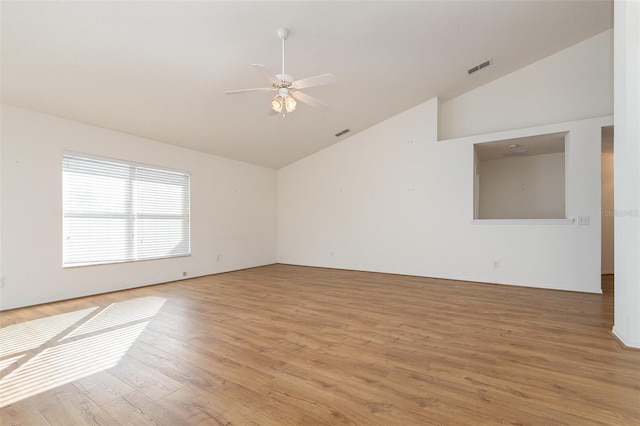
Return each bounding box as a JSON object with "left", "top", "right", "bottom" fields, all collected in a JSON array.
[
  {"left": 493, "top": 260, "right": 500, "bottom": 269},
  {"left": 216, "top": 254, "right": 221, "bottom": 261},
  {"left": 329, "top": 251, "right": 334, "bottom": 257},
  {"left": 577, "top": 216, "right": 590, "bottom": 225},
  {"left": 182, "top": 271, "right": 187, "bottom": 277}
]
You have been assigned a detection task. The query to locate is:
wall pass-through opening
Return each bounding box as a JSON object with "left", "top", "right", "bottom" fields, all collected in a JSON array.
[{"left": 474, "top": 132, "right": 567, "bottom": 220}]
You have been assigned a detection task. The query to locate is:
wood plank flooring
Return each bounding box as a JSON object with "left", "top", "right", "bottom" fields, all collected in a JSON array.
[{"left": 1, "top": 266, "right": 638, "bottom": 425}]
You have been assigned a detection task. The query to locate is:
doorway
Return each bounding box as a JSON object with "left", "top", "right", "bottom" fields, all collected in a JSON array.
[{"left": 601, "top": 126, "right": 614, "bottom": 293}]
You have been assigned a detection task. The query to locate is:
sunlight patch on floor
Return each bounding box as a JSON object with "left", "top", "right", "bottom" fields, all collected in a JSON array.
[
  {"left": 0, "top": 296, "right": 166, "bottom": 407},
  {"left": 0, "top": 307, "right": 98, "bottom": 357}
]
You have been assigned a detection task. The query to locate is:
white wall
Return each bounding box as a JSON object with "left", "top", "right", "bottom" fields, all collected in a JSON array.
[
  {"left": 601, "top": 131, "right": 614, "bottom": 275},
  {"left": 439, "top": 30, "right": 613, "bottom": 140},
  {"left": 0, "top": 105, "right": 277, "bottom": 310},
  {"left": 278, "top": 27, "right": 613, "bottom": 294},
  {"left": 0, "top": 117, "right": 3, "bottom": 296},
  {"left": 478, "top": 152, "right": 565, "bottom": 219},
  {"left": 613, "top": 0, "right": 640, "bottom": 348},
  {"left": 278, "top": 95, "right": 610, "bottom": 293}
]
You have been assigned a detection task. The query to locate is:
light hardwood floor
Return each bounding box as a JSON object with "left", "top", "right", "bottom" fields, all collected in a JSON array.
[{"left": 0, "top": 266, "right": 638, "bottom": 425}]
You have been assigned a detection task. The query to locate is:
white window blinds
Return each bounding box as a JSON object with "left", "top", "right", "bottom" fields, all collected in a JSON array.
[{"left": 63, "top": 154, "right": 190, "bottom": 267}]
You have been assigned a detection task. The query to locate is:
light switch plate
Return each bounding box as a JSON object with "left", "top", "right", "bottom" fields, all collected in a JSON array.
[{"left": 577, "top": 216, "right": 590, "bottom": 225}]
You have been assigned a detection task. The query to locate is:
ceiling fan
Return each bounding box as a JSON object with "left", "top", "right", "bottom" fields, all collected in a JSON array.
[{"left": 225, "top": 28, "right": 336, "bottom": 116}]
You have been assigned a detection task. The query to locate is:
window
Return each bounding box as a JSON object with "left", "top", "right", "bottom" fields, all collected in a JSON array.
[{"left": 63, "top": 154, "right": 190, "bottom": 267}]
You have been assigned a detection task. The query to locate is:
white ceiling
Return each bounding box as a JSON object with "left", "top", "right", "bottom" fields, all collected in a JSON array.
[{"left": 1, "top": 1, "right": 612, "bottom": 169}]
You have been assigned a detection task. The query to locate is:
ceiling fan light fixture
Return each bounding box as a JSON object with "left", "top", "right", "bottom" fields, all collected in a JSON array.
[
  {"left": 285, "top": 95, "right": 296, "bottom": 113},
  {"left": 271, "top": 95, "right": 283, "bottom": 113}
]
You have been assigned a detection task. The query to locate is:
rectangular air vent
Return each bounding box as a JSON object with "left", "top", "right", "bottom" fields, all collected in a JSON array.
[
  {"left": 468, "top": 59, "right": 491, "bottom": 74},
  {"left": 335, "top": 129, "right": 350, "bottom": 137}
]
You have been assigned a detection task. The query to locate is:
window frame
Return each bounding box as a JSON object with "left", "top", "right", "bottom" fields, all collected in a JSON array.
[{"left": 62, "top": 152, "right": 191, "bottom": 268}]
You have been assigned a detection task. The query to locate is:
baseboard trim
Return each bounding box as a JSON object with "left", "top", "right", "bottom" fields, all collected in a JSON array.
[{"left": 610, "top": 328, "right": 640, "bottom": 351}]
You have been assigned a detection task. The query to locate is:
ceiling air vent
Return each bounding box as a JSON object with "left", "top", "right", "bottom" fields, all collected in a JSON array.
[
  {"left": 468, "top": 59, "right": 492, "bottom": 74},
  {"left": 335, "top": 129, "right": 350, "bottom": 137}
]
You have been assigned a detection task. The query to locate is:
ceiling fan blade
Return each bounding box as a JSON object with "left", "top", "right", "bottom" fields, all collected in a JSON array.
[
  {"left": 292, "top": 73, "right": 336, "bottom": 90},
  {"left": 225, "top": 87, "right": 275, "bottom": 95},
  {"left": 291, "top": 90, "right": 330, "bottom": 111},
  {"left": 252, "top": 64, "right": 279, "bottom": 86}
]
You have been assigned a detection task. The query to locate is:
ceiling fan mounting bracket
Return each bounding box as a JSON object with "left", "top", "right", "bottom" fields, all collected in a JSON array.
[{"left": 277, "top": 28, "right": 289, "bottom": 41}]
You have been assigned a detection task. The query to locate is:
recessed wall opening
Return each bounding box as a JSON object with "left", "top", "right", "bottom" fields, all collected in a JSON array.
[{"left": 474, "top": 132, "right": 567, "bottom": 219}]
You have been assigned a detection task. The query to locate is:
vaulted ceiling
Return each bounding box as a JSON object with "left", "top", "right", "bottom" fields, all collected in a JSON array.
[{"left": 1, "top": 1, "right": 612, "bottom": 168}]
